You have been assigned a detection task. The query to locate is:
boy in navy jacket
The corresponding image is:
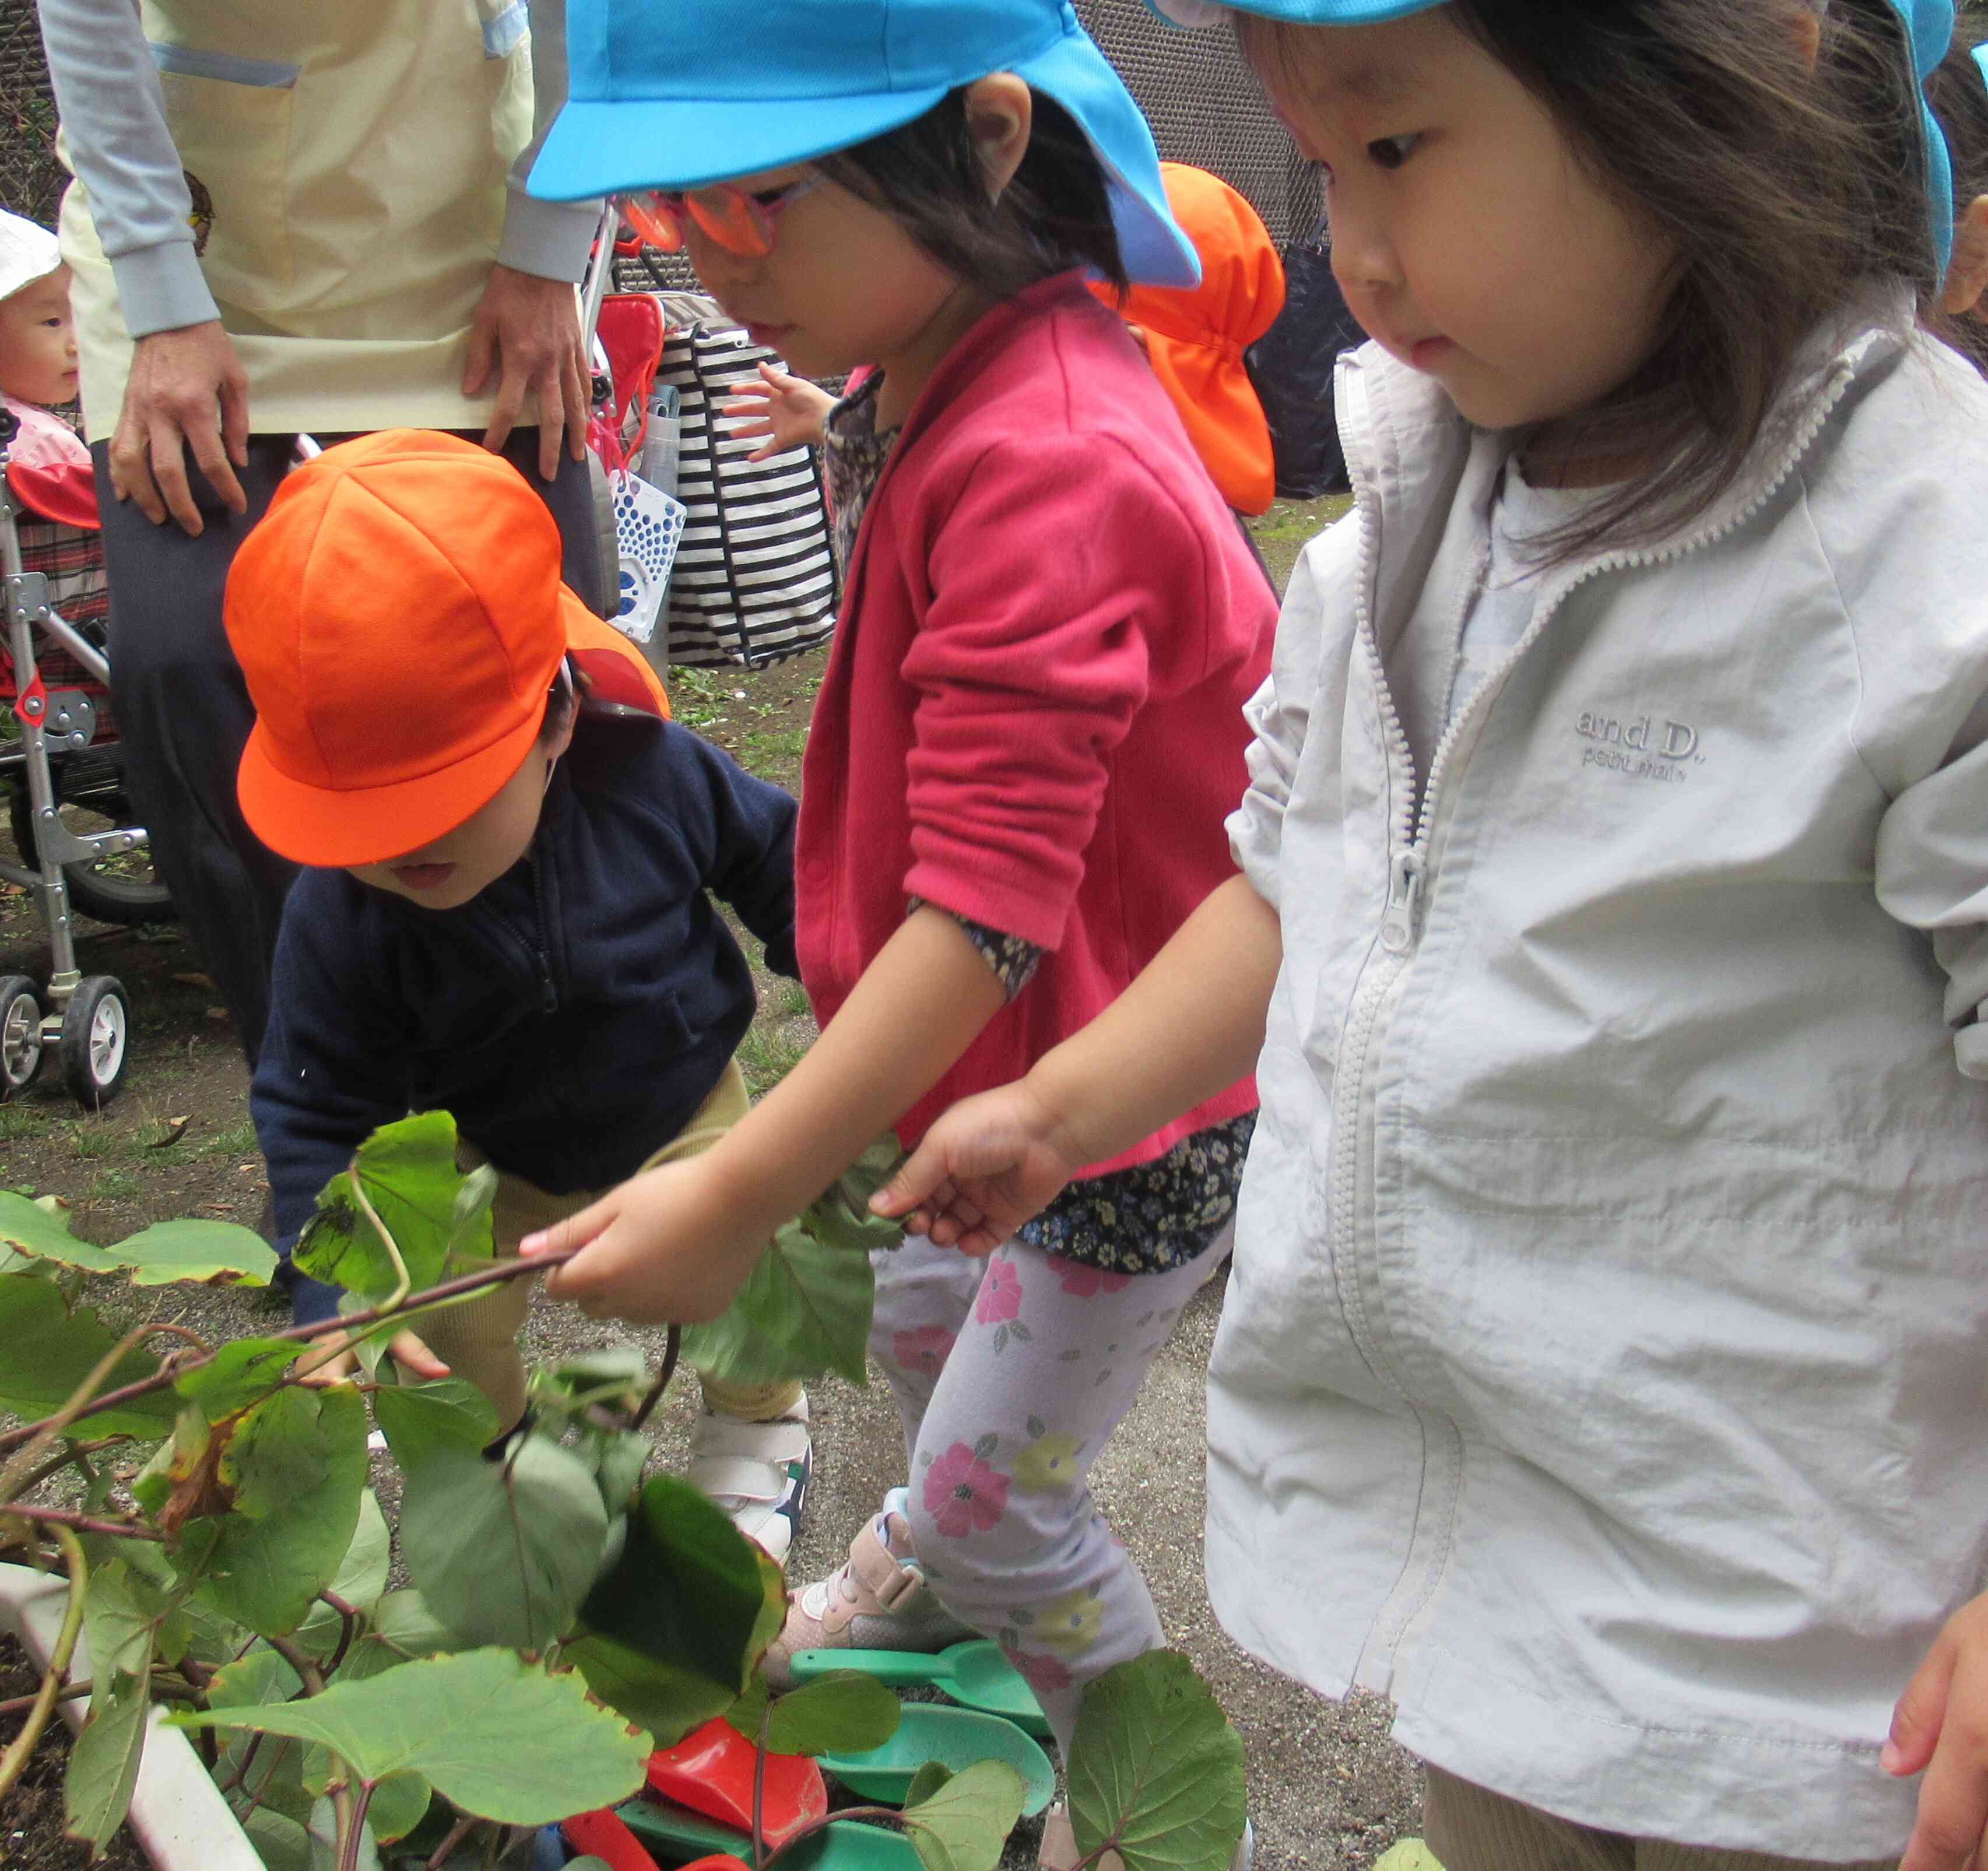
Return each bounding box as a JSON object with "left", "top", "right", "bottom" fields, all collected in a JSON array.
[{"left": 229, "top": 429, "right": 813, "bottom": 1561}]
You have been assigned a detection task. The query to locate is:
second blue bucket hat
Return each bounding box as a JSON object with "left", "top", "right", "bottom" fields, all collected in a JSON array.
[
  {"left": 529, "top": 0, "right": 1200, "bottom": 288},
  {"left": 1150, "top": 0, "right": 1958, "bottom": 275}
]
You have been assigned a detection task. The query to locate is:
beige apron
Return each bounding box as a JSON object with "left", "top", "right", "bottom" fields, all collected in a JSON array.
[{"left": 59, "top": 0, "right": 539, "bottom": 440}]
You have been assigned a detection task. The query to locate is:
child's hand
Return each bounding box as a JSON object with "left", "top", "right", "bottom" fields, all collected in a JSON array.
[
  {"left": 293, "top": 1328, "right": 449, "bottom": 1388},
  {"left": 522, "top": 1155, "right": 767, "bottom": 1324},
  {"left": 869, "top": 1081, "right": 1080, "bottom": 1255},
  {"left": 720, "top": 362, "right": 834, "bottom": 460},
  {"left": 1886, "top": 1591, "right": 1988, "bottom": 1871}
]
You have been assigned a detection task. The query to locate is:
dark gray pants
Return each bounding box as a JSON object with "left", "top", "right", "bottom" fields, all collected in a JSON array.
[{"left": 92, "top": 429, "right": 602, "bottom": 1068}]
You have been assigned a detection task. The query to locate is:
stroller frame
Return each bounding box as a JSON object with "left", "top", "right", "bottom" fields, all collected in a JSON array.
[{"left": 1, "top": 457, "right": 143, "bottom": 1106}]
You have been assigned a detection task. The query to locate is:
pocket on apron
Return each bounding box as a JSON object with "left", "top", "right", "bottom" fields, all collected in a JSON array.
[{"left": 150, "top": 44, "right": 300, "bottom": 313}]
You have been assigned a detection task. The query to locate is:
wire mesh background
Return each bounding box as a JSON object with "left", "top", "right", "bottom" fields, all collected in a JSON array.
[{"left": 1, "top": 1, "right": 65, "bottom": 229}]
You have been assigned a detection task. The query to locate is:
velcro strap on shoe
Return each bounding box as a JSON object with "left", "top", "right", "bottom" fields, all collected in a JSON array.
[
  {"left": 848, "top": 1519, "right": 926, "bottom": 1612},
  {"left": 687, "top": 1454, "right": 792, "bottom": 1506},
  {"left": 691, "top": 1415, "right": 812, "bottom": 1467}
]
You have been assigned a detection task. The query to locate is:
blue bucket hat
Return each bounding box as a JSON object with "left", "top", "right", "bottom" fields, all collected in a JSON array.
[
  {"left": 529, "top": 0, "right": 1200, "bottom": 288},
  {"left": 1150, "top": 0, "right": 1958, "bottom": 275}
]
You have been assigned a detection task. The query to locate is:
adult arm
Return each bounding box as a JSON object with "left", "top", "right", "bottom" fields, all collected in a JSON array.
[
  {"left": 37, "top": 0, "right": 248, "bottom": 532},
  {"left": 465, "top": 0, "right": 602, "bottom": 476}
]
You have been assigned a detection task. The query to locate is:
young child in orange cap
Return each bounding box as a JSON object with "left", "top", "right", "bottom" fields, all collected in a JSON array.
[
  {"left": 1092, "top": 163, "right": 1285, "bottom": 518},
  {"left": 228, "top": 428, "right": 816, "bottom": 1564}
]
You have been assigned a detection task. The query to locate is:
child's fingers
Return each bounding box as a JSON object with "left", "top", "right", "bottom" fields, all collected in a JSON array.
[
  {"left": 387, "top": 1329, "right": 451, "bottom": 1382},
  {"left": 872, "top": 1145, "right": 954, "bottom": 1218},
  {"left": 1891, "top": 1631, "right": 1959, "bottom": 1780},
  {"left": 519, "top": 1193, "right": 618, "bottom": 1264},
  {"left": 296, "top": 1341, "right": 357, "bottom": 1387}
]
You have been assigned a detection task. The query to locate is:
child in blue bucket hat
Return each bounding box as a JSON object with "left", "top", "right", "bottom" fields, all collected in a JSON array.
[
  {"left": 851, "top": 0, "right": 1988, "bottom": 1865},
  {"left": 526, "top": 4, "right": 1277, "bottom": 1850},
  {"left": 1929, "top": 9, "right": 1988, "bottom": 370}
]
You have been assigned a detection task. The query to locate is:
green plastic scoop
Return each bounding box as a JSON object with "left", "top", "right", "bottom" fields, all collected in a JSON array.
[
  {"left": 614, "top": 1800, "right": 921, "bottom": 1871},
  {"left": 788, "top": 1641, "right": 1052, "bottom": 1739},
  {"left": 816, "top": 1702, "right": 1055, "bottom": 1814}
]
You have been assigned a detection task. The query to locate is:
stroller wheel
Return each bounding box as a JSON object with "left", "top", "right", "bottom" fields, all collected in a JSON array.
[
  {"left": 61, "top": 976, "right": 131, "bottom": 1110},
  {"left": 0, "top": 976, "right": 44, "bottom": 1098},
  {"left": 9, "top": 782, "right": 176, "bottom": 929}
]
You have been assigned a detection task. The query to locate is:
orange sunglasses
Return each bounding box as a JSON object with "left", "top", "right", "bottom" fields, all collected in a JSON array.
[{"left": 619, "top": 177, "right": 821, "bottom": 259}]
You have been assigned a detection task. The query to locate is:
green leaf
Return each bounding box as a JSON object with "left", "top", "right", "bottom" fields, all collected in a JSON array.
[
  {"left": 176, "top": 1335, "right": 305, "bottom": 1422},
  {"left": 191, "top": 1384, "right": 370, "bottom": 1636},
  {"left": 569, "top": 1480, "right": 783, "bottom": 1747},
  {"left": 296, "top": 1490, "right": 391, "bottom": 1656},
  {"left": 1372, "top": 1843, "right": 1445, "bottom": 1871},
  {"left": 0, "top": 1275, "right": 180, "bottom": 1437},
  {"left": 303, "top": 1749, "right": 433, "bottom": 1844},
  {"left": 170, "top": 1648, "right": 650, "bottom": 1825},
  {"left": 904, "top": 1763, "right": 953, "bottom": 1809},
  {"left": 725, "top": 1672, "right": 901, "bottom": 1758},
  {"left": 113, "top": 1218, "right": 276, "bottom": 1287},
  {"left": 899, "top": 1760, "right": 1029, "bottom": 1871},
  {"left": 0, "top": 1194, "right": 272, "bottom": 1286},
  {"left": 241, "top": 1807, "right": 314, "bottom": 1871},
  {"left": 209, "top": 1647, "right": 314, "bottom": 1825},
  {"left": 803, "top": 1137, "right": 908, "bottom": 1254},
  {"left": 533, "top": 1346, "right": 651, "bottom": 1417},
  {"left": 371, "top": 1378, "right": 500, "bottom": 1470},
  {"left": 84, "top": 1559, "right": 167, "bottom": 1680},
  {"left": 680, "top": 1215, "right": 875, "bottom": 1387},
  {"left": 1065, "top": 1651, "right": 1248, "bottom": 1871},
  {"left": 65, "top": 1669, "right": 152, "bottom": 1854},
  {"left": 293, "top": 1113, "right": 493, "bottom": 1302},
  {"left": 0, "top": 1191, "right": 124, "bottom": 1269},
  {"left": 310, "top": 1795, "right": 377, "bottom": 1871},
  {"left": 396, "top": 1430, "right": 609, "bottom": 1650}
]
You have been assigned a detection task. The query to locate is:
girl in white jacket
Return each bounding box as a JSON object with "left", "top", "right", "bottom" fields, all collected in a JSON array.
[{"left": 871, "top": 2, "right": 1988, "bottom": 1869}]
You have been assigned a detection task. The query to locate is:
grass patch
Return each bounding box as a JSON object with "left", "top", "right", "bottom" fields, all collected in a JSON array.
[
  {"left": 667, "top": 666, "right": 740, "bottom": 736},
  {"left": 64, "top": 1119, "right": 114, "bottom": 1160},
  {"left": 776, "top": 979, "right": 811, "bottom": 1018},
  {"left": 737, "top": 1021, "right": 811, "bottom": 1098},
  {"left": 194, "top": 1117, "right": 261, "bottom": 1159},
  {"left": 87, "top": 1167, "right": 139, "bottom": 1202},
  {"left": 0, "top": 1105, "right": 47, "bottom": 1143}
]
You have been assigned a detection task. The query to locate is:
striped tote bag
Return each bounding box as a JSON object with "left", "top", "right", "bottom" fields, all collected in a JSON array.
[{"left": 651, "top": 301, "right": 839, "bottom": 668}]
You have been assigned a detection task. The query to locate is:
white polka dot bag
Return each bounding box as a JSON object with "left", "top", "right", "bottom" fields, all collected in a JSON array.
[{"left": 608, "top": 467, "right": 687, "bottom": 646}]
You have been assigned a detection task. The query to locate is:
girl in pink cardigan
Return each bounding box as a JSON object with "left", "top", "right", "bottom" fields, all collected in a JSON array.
[{"left": 522, "top": 0, "right": 1276, "bottom": 1804}]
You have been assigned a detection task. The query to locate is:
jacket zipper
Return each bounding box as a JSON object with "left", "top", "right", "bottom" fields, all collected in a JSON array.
[
  {"left": 528, "top": 852, "right": 557, "bottom": 1015},
  {"left": 1326, "top": 348, "right": 1866, "bottom": 1684}
]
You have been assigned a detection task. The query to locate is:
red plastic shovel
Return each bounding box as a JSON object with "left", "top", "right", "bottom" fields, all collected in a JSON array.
[{"left": 644, "top": 1717, "right": 828, "bottom": 1847}]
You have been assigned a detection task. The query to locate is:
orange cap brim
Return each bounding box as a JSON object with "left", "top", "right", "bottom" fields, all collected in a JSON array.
[{"left": 236, "top": 586, "right": 590, "bottom": 868}]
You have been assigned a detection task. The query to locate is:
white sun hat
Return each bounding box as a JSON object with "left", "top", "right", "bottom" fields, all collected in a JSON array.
[{"left": 0, "top": 209, "right": 62, "bottom": 305}]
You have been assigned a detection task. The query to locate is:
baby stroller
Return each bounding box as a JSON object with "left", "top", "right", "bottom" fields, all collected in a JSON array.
[{"left": 0, "top": 406, "right": 170, "bottom": 1106}]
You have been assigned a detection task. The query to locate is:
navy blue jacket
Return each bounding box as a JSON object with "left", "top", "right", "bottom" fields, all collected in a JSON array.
[{"left": 252, "top": 711, "right": 798, "bottom": 1325}]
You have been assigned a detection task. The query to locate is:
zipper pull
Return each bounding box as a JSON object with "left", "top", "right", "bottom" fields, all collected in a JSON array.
[{"left": 1380, "top": 847, "right": 1424, "bottom": 955}]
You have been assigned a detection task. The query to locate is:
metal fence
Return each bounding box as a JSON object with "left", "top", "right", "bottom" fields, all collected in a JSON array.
[{"left": 0, "top": 1, "right": 64, "bottom": 227}]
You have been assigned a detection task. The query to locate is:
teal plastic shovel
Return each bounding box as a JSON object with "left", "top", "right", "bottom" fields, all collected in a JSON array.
[
  {"left": 816, "top": 1702, "right": 1055, "bottom": 1814},
  {"left": 788, "top": 1641, "right": 1051, "bottom": 1739}
]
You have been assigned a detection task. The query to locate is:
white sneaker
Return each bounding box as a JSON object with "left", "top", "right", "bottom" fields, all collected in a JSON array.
[{"left": 686, "top": 1391, "right": 813, "bottom": 1566}]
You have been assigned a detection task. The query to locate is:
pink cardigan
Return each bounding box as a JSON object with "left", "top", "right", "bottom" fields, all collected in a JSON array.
[{"left": 796, "top": 273, "right": 1276, "bottom": 1172}]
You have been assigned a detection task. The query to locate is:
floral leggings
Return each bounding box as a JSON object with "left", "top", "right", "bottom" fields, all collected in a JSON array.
[{"left": 870, "top": 1226, "right": 1232, "bottom": 1756}]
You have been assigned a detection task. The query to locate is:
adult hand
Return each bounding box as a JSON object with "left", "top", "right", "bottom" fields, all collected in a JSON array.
[
  {"left": 721, "top": 362, "right": 835, "bottom": 460},
  {"left": 522, "top": 1153, "right": 772, "bottom": 1325},
  {"left": 463, "top": 262, "right": 590, "bottom": 480},
  {"left": 107, "top": 321, "right": 250, "bottom": 535},
  {"left": 1887, "top": 1590, "right": 1988, "bottom": 1871},
  {"left": 868, "top": 1079, "right": 1079, "bottom": 1255},
  {"left": 294, "top": 1327, "right": 449, "bottom": 1389}
]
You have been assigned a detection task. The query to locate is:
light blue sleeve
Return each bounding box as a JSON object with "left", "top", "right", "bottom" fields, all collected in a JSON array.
[
  {"left": 498, "top": 0, "right": 604, "bottom": 283},
  {"left": 36, "top": 0, "right": 220, "bottom": 336}
]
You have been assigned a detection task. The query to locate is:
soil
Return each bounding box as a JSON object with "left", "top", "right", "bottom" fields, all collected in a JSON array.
[{"left": 0, "top": 1634, "right": 150, "bottom": 1871}]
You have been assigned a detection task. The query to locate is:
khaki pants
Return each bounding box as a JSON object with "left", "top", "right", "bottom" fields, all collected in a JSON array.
[
  {"left": 416, "top": 1060, "right": 799, "bottom": 1431},
  {"left": 1422, "top": 1767, "right": 1898, "bottom": 1871}
]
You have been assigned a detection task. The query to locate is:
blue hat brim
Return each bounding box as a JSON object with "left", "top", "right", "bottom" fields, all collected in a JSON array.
[{"left": 530, "top": 21, "right": 1199, "bottom": 288}]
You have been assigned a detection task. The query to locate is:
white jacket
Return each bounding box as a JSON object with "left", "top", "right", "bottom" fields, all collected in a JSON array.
[{"left": 1213, "top": 303, "right": 1988, "bottom": 1858}]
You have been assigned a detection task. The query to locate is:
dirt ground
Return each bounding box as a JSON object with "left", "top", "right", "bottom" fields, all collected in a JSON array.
[{"left": 0, "top": 495, "right": 1417, "bottom": 1871}]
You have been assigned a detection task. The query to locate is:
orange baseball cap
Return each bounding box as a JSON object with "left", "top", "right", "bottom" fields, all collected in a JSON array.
[
  {"left": 226, "top": 429, "right": 596, "bottom": 868},
  {"left": 1093, "top": 163, "right": 1286, "bottom": 515}
]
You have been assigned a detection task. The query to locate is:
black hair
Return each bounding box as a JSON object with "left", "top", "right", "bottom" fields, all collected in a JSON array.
[
  {"left": 539, "top": 658, "right": 579, "bottom": 744},
  {"left": 1241, "top": 0, "right": 1936, "bottom": 564},
  {"left": 813, "top": 86, "right": 1128, "bottom": 301}
]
